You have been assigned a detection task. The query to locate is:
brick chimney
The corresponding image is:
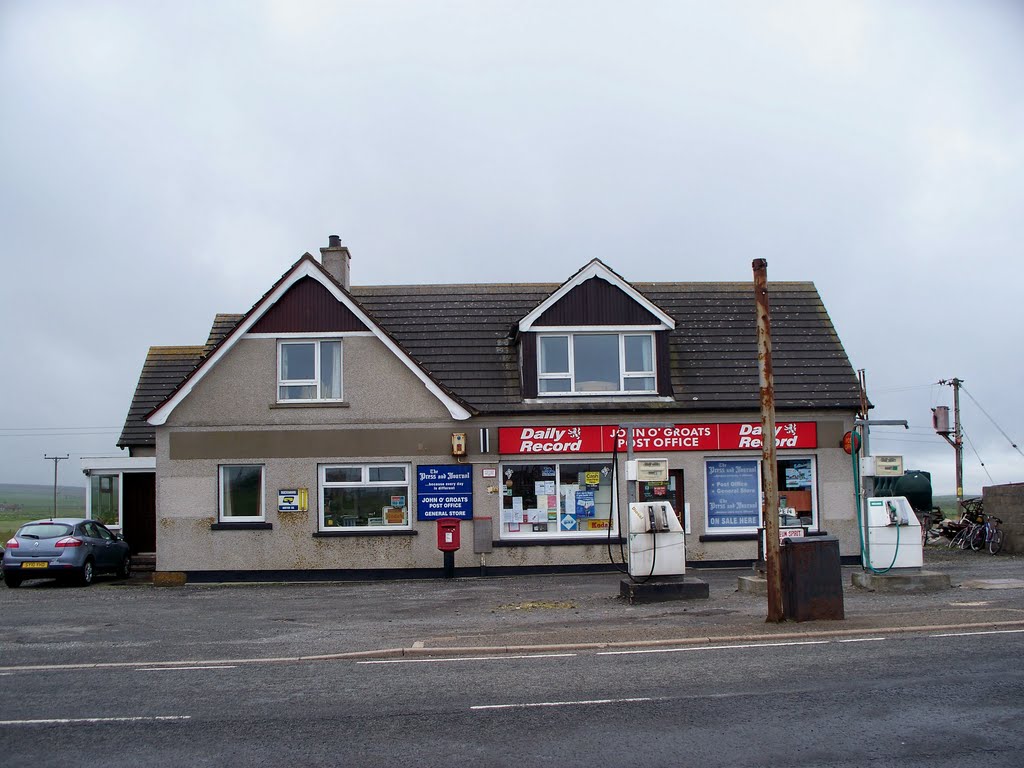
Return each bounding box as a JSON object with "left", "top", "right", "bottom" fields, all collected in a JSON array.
[{"left": 320, "top": 234, "right": 351, "bottom": 290}]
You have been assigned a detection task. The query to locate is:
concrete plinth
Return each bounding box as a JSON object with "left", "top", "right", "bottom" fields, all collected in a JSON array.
[
  {"left": 619, "top": 576, "right": 709, "bottom": 604},
  {"left": 851, "top": 569, "right": 951, "bottom": 592},
  {"left": 738, "top": 575, "right": 767, "bottom": 595}
]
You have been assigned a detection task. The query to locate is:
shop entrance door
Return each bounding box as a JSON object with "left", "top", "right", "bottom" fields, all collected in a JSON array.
[{"left": 638, "top": 469, "right": 685, "bottom": 526}]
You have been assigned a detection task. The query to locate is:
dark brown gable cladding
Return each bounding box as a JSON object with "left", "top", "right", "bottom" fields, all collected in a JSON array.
[
  {"left": 533, "top": 277, "right": 661, "bottom": 326},
  {"left": 250, "top": 276, "right": 369, "bottom": 334}
]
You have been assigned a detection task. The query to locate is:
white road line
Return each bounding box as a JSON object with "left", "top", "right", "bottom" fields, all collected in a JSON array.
[
  {"left": 136, "top": 665, "right": 238, "bottom": 672},
  {"left": 0, "top": 716, "right": 190, "bottom": 726},
  {"left": 597, "top": 640, "right": 830, "bottom": 656},
  {"left": 837, "top": 637, "right": 888, "bottom": 643},
  {"left": 472, "top": 697, "right": 662, "bottom": 711},
  {"left": 358, "top": 653, "right": 577, "bottom": 665},
  {"left": 929, "top": 629, "right": 1024, "bottom": 639}
]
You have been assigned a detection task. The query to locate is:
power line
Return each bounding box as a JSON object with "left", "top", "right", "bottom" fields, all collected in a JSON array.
[
  {"left": 963, "top": 430, "right": 995, "bottom": 485},
  {"left": 960, "top": 385, "right": 1024, "bottom": 458}
]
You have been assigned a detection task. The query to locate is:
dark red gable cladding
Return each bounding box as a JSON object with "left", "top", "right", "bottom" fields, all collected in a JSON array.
[
  {"left": 250, "top": 276, "right": 369, "bottom": 334},
  {"left": 534, "top": 277, "right": 661, "bottom": 326}
]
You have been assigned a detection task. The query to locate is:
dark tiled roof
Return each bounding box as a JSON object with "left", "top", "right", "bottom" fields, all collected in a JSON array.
[
  {"left": 119, "top": 279, "right": 861, "bottom": 448},
  {"left": 351, "top": 281, "right": 862, "bottom": 414},
  {"left": 117, "top": 346, "right": 206, "bottom": 448}
]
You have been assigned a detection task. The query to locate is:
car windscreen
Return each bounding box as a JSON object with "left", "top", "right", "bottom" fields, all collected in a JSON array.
[{"left": 17, "top": 524, "right": 74, "bottom": 540}]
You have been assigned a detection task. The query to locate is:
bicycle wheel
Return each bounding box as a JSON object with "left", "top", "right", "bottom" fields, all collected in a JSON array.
[
  {"left": 949, "top": 528, "right": 966, "bottom": 549},
  {"left": 988, "top": 529, "right": 1004, "bottom": 555},
  {"left": 970, "top": 525, "right": 985, "bottom": 551}
]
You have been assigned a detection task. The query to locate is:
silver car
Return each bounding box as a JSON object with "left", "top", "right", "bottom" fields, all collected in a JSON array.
[{"left": 2, "top": 518, "right": 131, "bottom": 588}]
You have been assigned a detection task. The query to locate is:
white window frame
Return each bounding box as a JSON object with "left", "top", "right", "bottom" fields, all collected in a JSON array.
[
  {"left": 319, "top": 463, "right": 412, "bottom": 531},
  {"left": 277, "top": 339, "right": 344, "bottom": 403},
  {"left": 537, "top": 332, "right": 656, "bottom": 396},
  {"left": 218, "top": 464, "right": 266, "bottom": 523},
  {"left": 777, "top": 455, "right": 819, "bottom": 531},
  {"left": 86, "top": 472, "right": 122, "bottom": 530},
  {"left": 498, "top": 460, "right": 618, "bottom": 540}
]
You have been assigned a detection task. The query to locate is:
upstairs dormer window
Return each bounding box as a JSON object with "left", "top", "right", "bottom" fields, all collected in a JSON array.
[
  {"left": 538, "top": 333, "right": 655, "bottom": 395},
  {"left": 278, "top": 339, "right": 343, "bottom": 401}
]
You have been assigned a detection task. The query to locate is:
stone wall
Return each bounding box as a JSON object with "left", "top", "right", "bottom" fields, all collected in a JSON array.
[{"left": 982, "top": 483, "right": 1024, "bottom": 554}]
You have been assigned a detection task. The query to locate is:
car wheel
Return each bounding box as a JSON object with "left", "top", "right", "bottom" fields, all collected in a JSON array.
[
  {"left": 6, "top": 575, "right": 22, "bottom": 588},
  {"left": 78, "top": 559, "right": 94, "bottom": 587},
  {"left": 117, "top": 555, "right": 132, "bottom": 579}
]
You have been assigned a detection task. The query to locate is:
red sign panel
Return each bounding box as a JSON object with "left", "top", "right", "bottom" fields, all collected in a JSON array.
[{"left": 498, "top": 422, "right": 817, "bottom": 455}]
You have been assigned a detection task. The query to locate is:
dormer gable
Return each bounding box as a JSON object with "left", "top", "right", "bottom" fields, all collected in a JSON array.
[
  {"left": 518, "top": 260, "right": 675, "bottom": 399},
  {"left": 519, "top": 259, "right": 675, "bottom": 333},
  {"left": 250, "top": 276, "right": 368, "bottom": 333}
]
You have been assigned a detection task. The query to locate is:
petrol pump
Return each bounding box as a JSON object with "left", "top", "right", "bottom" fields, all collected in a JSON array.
[
  {"left": 624, "top": 458, "right": 686, "bottom": 579},
  {"left": 859, "top": 455, "right": 924, "bottom": 571}
]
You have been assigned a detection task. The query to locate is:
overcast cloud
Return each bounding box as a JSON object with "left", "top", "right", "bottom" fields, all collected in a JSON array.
[{"left": 1, "top": 0, "right": 1021, "bottom": 495}]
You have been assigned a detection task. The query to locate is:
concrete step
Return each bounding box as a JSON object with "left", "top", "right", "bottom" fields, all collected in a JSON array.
[{"left": 132, "top": 553, "right": 156, "bottom": 572}]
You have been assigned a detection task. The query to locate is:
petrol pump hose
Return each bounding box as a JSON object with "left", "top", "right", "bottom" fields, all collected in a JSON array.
[{"left": 852, "top": 431, "right": 901, "bottom": 575}]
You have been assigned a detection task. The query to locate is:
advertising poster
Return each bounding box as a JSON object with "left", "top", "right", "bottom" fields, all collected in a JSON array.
[
  {"left": 705, "top": 460, "right": 760, "bottom": 529},
  {"left": 416, "top": 464, "right": 473, "bottom": 520}
]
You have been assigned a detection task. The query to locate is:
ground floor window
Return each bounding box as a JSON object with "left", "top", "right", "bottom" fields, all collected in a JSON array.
[
  {"left": 778, "top": 456, "right": 818, "bottom": 529},
  {"left": 320, "top": 464, "right": 411, "bottom": 530},
  {"left": 219, "top": 465, "right": 265, "bottom": 522},
  {"left": 499, "top": 461, "right": 616, "bottom": 539},
  {"left": 704, "top": 456, "right": 818, "bottom": 534},
  {"left": 88, "top": 474, "right": 120, "bottom": 528}
]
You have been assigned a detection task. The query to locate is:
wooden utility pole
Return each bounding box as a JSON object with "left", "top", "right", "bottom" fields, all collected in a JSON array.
[
  {"left": 938, "top": 378, "right": 965, "bottom": 508},
  {"left": 44, "top": 454, "right": 69, "bottom": 520},
  {"left": 753, "top": 259, "right": 784, "bottom": 622}
]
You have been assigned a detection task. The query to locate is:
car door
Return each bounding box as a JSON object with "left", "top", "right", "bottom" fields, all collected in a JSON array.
[
  {"left": 94, "top": 523, "right": 125, "bottom": 569},
  {"left": 82, "top": 522, "right": 115, "bottom": 571}
]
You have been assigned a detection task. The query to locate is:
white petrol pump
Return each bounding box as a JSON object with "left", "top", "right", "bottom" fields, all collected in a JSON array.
[
  {"left": 627, "top": 501, "right": 686, "bottom": 578},
  {"left": 864, "top": 496, "right": 923, "bottom": 570}
]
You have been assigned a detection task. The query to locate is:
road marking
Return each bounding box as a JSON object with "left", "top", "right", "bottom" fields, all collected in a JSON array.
[
  {"left": 472, "top": 697, "right": 663, "bottom": 711},
  {"left": 929, "top": 629, "right": 1024, "bottom": 639},
  {"left": 358, "top": 653, "right": 577, "bottom": 665},
  {"left": 596, "top": 640, "right": 830, "bottom": 656},
  {"left": 0, "top": 716, "right": 190, "bottom": 726},
  {"left": 837, "top": 637, "right": 887, "bottom": 643},
  {"left": 136, "top": 665, "right": 238, "bottom": 672}
]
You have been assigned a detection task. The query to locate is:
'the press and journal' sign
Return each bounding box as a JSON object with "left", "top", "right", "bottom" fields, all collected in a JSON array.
[
  {"left": 416, "top": 464, "right": 473, "bottom": 520},
  {"left": 497, "top": 423, "right": 817, "bottom": 455}
]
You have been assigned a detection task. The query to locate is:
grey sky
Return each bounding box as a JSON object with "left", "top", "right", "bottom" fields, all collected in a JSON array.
[{"left": 1, "top": 0, "right": 1021, "bottom": 494}]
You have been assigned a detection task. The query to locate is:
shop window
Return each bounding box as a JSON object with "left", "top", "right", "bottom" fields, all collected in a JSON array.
[
  {"left": 320, "top": 464, "right": 411, "bottom": 530},
  {"left": 500, "top": 461, "right": 616, "bottom": 538},
  {"left": 778, "top": 457, "right": 818, "bottom": 529},
  {"left": 704, "top": 457, "right": 818, "bottom": 534},
  {"left": 89, "top": 474, "right": 120, "bottom": 528},
  {"left": 219, "top": 465, "right": 265, "bottom": 522},
  {"left": 538, "top": 333, "right": 655, "bottom": 395},
  {"left": 278, "top": 339, "right": 343, "bottom": 401}
]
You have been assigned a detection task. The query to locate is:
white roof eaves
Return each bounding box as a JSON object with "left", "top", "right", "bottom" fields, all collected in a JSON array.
[
  {"left": 518, "top": 259, "right": 676, "bottom": 332},
  {"left": 147, "top": 260, "right": 472, "bottom": 425}
]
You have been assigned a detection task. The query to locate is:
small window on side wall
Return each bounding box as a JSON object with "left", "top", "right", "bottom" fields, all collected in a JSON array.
[
  {"left": 219, "top": 465, "right": 265, "bottom": 522},
  {"left": 278, "top": 340, "right": 343, "bottom": 402}
]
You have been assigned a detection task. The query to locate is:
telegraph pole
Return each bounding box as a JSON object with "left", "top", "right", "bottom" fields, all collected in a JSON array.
[
  {"left": 937, "top": 378, "right": 964, "bottom": 508},
  {"left": 753, "top": 259, "right": 784, "bottom": 623},
  {"left": 43, "top": 454, "right": 69, "bottom": 520}
]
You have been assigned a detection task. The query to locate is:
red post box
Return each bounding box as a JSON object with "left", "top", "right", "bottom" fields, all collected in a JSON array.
[{"left": 437, "top": 518, "right": 461, "bottom": 552}]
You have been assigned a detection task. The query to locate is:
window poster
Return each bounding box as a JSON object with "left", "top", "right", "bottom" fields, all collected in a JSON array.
[
  {"left": 575, "top": 490, "right": 596, "bottom": 518},
  {"left": 705, "top": 460, "right": 760, "bottom": 530}
]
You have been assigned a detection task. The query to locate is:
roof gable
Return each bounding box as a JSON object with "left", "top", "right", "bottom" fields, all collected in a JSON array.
[
  {"left": 146, "top": 255, "right": 472, "bottom": 425},
  {"left": 519, "top": 259, "right": 675, "bottom": 332},
  {"left": 250, "top": 276, "right": 368, "bottom": 333}
]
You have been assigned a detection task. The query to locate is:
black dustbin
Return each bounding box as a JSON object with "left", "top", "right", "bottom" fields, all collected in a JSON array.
[{"left": 780, "top": 535, "right": 844, "bottom": 622}]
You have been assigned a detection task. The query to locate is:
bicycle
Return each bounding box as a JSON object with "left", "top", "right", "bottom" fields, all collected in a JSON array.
[{"left": 973, "top": 514, "right": 1004, "bottom": 555}]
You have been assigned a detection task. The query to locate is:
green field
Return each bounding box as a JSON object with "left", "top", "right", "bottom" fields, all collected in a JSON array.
[{"left": 0, "top": 484, "right": 86, "bottom": 543}]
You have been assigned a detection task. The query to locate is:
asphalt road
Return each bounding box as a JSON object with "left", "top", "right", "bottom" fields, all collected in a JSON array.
[{"left": 2, "top": 627, "right": 1021, "bottom": 767}]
